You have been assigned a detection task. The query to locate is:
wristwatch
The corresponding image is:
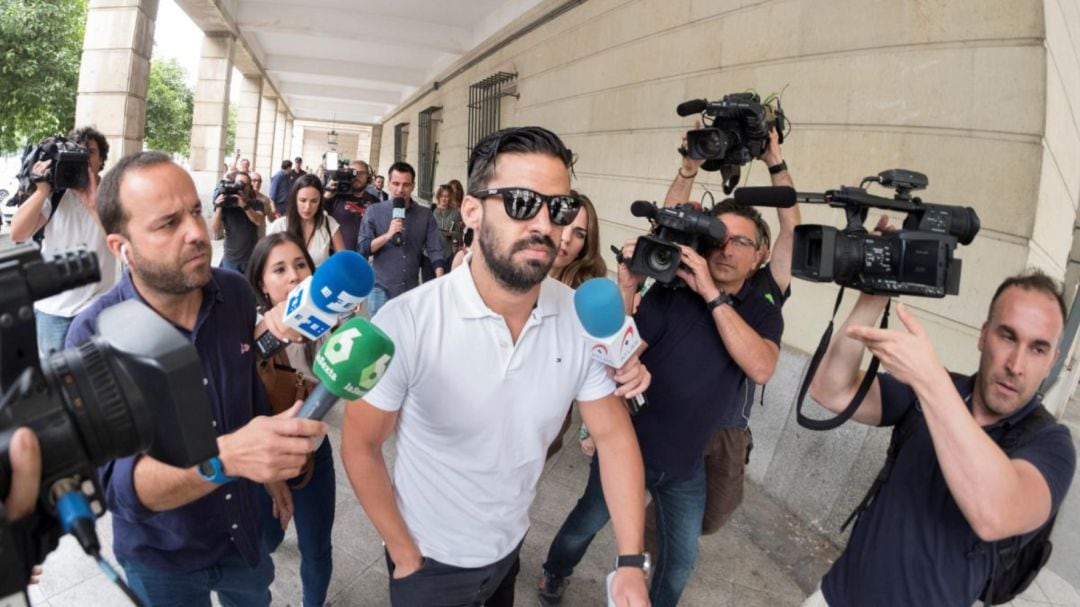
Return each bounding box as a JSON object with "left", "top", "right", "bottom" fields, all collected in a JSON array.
[
  {"left": 197, "top": 456, "right": 236, "bottom": 485},
  {"left": 706, "top": 291, "right": 732, "bottom": 311},
  {"left": 615, "top": 553, "right": 652, "bottom": 575}
]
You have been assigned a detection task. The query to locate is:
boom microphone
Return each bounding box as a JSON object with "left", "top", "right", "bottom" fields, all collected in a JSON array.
[
  {"left": 256, "top": 251, "right": 375, "bottom": 358},
  {"left": 732, "top": 186, "right": 798, "bottom": 208},
  {"left": 296, "top": 317, "right": 396, "bottom": 420},
  {"left": 574, "top": 278, "right": 647, "bottom": 413},
  {"left": 676, "top": 98, "right": 708, "bottom": 117}
]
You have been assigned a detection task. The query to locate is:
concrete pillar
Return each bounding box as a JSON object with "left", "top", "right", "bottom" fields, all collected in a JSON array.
[
  {"left": 235, "top": 75, "right": 262, "bottom": 169},
  {"left": 369, "top": 124, "right": 383, "bottom": 174},
  {"left": 187, "top": 33, "right": 235, "bottom": 205},
  {"left": 273, "top": 107, "right": 287, "bottom": 172},
  {"left": 255, "top": 85, "right": 279, "bottom": 178},
  {"left": 284, "top": 115, "right": 295, "bottom": 159},
  {"left": 75, "top": 0, "right": 158, "bottom": 164}
]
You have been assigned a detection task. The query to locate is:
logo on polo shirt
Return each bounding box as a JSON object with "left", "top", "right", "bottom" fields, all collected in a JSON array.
[{"left": 240, "top": 342, "right": 251, "bottom": 354}]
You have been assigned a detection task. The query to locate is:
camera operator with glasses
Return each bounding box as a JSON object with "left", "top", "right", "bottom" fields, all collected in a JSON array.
[
  {"left": 10, "top": 126, "right": 117, "bottom": 357},
  {"left": 538, "top": 198, "right": 784, "bottom": 606},
  {"left": 211, "top": 171, "right": 265, "bottom": 275},
  {"left": 643, "top": 125, "right": 801, "bottom": 551},
  {"left": 324, "top": 159, "right": 380, "bottom": 253}
]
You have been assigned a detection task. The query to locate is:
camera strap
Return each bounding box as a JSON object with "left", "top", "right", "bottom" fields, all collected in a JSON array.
[{"left": 794, "top": 287, "right": 891, "bottom": 430}]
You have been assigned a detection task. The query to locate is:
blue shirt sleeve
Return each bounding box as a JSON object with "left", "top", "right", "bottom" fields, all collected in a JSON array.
[
  {"left": 1011, "top": 425, "right": 1076, "bottom": 516},
  {"left": 423, "top": 212, "right": 445, "bottom": 268},
  {"left": 877, "top": 373, "right": 919, "bottom": 427},
  {"left": 358, "top": 207, "right": 377, "bottom": 256},
  {"left": 634, "top": 285, "right": 670, "bottom": 348}
]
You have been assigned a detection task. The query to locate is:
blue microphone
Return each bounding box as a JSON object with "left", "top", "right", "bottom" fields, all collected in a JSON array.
[
  {"left": 256, "top": 251, "right": 375, "bottom": 358},
  {"left": 574, "top": 278, "right": 647, "bottom": 413}
]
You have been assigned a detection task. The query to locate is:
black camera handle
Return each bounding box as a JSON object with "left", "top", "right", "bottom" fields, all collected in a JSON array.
[{"left": 794, "top": 287, "right": 892, "bottom": 431}]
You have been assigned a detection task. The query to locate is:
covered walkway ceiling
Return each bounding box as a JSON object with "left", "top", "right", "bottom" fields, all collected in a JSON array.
[{"left": 175, "top": 0, "right": 546, "bottom": 124}]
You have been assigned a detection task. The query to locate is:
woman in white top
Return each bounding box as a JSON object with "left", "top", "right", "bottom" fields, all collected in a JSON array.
[{"left": 267, "top": 173, "right": 346, "bottom": 266}]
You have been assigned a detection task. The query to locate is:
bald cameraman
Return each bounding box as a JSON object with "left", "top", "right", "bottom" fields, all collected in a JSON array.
[{"left": 324, "top": 159, "right": 380, "bottom": 252}]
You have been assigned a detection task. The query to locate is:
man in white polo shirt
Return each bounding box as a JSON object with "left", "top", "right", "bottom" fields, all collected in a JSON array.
[{"left": 342, "top": 126, "right": 651, "bottom": 607}]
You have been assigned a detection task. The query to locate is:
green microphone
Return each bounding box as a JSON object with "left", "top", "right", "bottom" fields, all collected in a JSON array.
[{"left": 296, "top": 317, "right": 396, "bottom": 420}]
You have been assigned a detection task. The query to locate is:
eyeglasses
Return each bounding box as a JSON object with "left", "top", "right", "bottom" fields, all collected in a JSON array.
[
  {"left": 469, "top": 187, "right": 581, "bottom": 226},
  {"left": 726, "top": 235, "right": 758, "bottom": 249}
]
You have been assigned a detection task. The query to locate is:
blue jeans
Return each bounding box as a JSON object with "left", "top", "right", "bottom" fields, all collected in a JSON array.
[
  {"left": 542, "top": 457, "right": 707, "bottom": 607},
  {"left": 259, "top": 439, "right": 336, "bottom": 607},
  {"left": 367, "top": 286, "right": 389, "bottom": 316},
  {"left": 119, "top": 544, "right": 274, "bottom": 607},
  {"left": 219, "top": 258, "right": 247, "bottom": 275},
  {"left": 35, "top": 309, "right": 73, "bottom": 356}
]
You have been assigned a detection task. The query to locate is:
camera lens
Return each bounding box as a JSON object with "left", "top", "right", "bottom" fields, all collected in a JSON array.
[
  {"left": 44, "top": 340, "right": 153, "bottom": 467},
  {"left": 832, "top": 232, "right": 865, "bottom": 284},
  {"left": 648, "top": 245, "right": 677, "bottom": 273}
]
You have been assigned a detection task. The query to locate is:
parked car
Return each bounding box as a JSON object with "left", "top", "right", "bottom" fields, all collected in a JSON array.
[{"left": 1, "top": 174, "right": 21, "bottom": 226}]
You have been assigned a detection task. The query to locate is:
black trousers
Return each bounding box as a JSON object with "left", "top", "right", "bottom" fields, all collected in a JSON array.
[{"left": 385, "top": 541, "right": 523, "bottom": 607}]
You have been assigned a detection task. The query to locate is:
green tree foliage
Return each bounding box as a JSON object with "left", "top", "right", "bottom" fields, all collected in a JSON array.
[
  {"left": 145, "top": 57, "right": 193, "bottom": 156},
  {"left": 226, "top": 102, "right": 237, "bottom": 155},
  {"left": 0, "top": 0, "right": 88, "bottom": 153}
]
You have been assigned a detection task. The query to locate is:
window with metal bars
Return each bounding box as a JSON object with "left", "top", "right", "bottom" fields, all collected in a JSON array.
[
  {"left": 467, "top": 72, "right": 519, "bottom": 159},
  {"left": 418, "top": 106, "right": 442, "bottom": 201},
  {"left": 394, "top": 122, "right": 409, "bottom": 163}
]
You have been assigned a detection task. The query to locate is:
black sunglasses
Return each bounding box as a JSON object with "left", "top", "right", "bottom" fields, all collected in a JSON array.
[{"left": 469, "top": 187, "right": 581, "bottom": 226}]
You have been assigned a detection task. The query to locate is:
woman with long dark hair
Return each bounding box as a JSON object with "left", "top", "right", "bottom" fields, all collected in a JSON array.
[
  {"left": 246, "top": 232, "right": 336, "bottom": 607},
  {"left": 267, "top": 174, "right": 346, "bottom": 266}
]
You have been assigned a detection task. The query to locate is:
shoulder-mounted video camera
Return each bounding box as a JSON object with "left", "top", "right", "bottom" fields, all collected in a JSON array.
[
  {"left": 790, "top": 169, "right": 980, "bottom": 297},
  {"left": 625, "top": 201, "right": 727, "bottom": 286},
  {"left": 16, "top": 136, "right": 90, "bottom": 194},
  {"left": 216, "top": 179, "right": 246, "bottom": 210},
  {"left": 0, "top": 244, "right": 219, "bottom": 600},
  {"left": 678, "top": 92, "right": 788, "bottom": 194}
]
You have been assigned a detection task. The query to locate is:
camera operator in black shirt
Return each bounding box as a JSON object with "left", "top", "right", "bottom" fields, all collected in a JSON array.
[
  {"left": 324, "top": 159, "right": 380, "bottom": 252},
  {"left": 211, "top": 171, "right": 265, "bottom": 274}
]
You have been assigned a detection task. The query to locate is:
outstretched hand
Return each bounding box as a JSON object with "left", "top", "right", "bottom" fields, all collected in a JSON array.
[{"left": 845, "top": 303, "right": 944, "bottom": 389}]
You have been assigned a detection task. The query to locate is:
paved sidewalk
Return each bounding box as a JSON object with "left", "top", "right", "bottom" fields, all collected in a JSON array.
[{"left": 28, "top": 401, "right": 1080, "bottom": 606}]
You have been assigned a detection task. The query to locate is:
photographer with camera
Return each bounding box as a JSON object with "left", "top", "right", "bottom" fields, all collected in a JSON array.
[
  {"left": 66, "top": 152, "right": 328, "bottom": 606},
  {"left": 324, "top": 159, "right": 380, "bottom": 253},
  {"left": 538, "top": 202, "right": 783, "bottom": 607},
  {"left": 10, "top": 126, "right": 117, "bottom": 356},
  {"left": 802, "top": 260, "right": 1075, "bottom": 607},
  {"left": 653, "top": 124, "right": 800, "bottom": 544},
  {"left": 211, "top": 171, "right": 265, "bottom": 275}
]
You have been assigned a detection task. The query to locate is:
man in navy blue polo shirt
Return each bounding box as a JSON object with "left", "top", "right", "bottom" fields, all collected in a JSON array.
[
  {"left": 539, "top": 203, "right": 784, "bottom": 607},
  {"left": 66, "top": 151, "right": 328, "bottom": 607},
  {"left": 806, "top": 271, "right": 1076, "bottom": 606}
]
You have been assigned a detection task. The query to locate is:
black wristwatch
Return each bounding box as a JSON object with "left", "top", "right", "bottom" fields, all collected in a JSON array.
[
  {"left": 768, "top": 160, "right": 788, "bottom": 175},
  {"left": 706, "top": 291, "right": 732, "bottom": 311},
  {"left": 615, "top": 552, "right": 651, "bottom": 575}
]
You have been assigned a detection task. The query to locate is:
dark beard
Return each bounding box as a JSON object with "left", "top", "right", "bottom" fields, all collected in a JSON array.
[
  {"left": 477, "top": 219, "right": 555, "bottom": 293},
  {"left": 131, "top": 242, "right": 212, "bottom": 295}
]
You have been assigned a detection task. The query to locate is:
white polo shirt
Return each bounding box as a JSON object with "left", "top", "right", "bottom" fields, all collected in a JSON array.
[{"left": 365, "top": 261, "right": 616, "bottom": 567}]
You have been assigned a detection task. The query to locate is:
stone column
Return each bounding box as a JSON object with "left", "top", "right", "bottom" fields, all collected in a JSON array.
[
  {"left": 235, "top": 75, "right": 262, "bottom": 169},
  {"left": 75, "top": 0, "right": 158, "bottom": 164},
  {"left": 368, "top": 124, "right": 383, "bottom": 174},
  {"left": 273, "top": 107, "right": 287, "bottom": 172},
  {"left": 255, "top": 85, "right": 279, "bottom": 178},
  {"left": 284, "top": 115, "right": 294, "bottom": 159},
  {"left": 187, "top": 33, "right": 235, "bottom": 206}
]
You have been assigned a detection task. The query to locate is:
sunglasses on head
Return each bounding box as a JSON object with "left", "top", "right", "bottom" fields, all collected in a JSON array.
[{"left": 469, "top": 187, "right": 582, "bottom": 226}]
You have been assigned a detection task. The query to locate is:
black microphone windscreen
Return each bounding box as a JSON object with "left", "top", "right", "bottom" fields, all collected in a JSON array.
[
  {"left": 392, "top": 197, "right": 405, "bottom": 208},
  {"left": 676, "top": 99, "right": 708, "bottom": 117},
  {"left": 630, "top": 200, "right": 657, "bottom": 219},
  {"left": 733, "top": 186, "right": 797, "bottom": 208}
]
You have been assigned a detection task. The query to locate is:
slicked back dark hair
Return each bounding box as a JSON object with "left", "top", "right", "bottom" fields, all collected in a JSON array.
[
  {"left": 97, "top": 150, "right": 174, "bottom": 236},
  {"left": 387, "top": 161, "right": 415, "bottom": 182},
  {"left": 281, "top": 159, "right": 293, "bottom": 171},
  {"left": 70, "top": 125, "right": 109, "bottom": 163},
  {"left": 989, "top": 269, "right": 1067, "bottom": 326},
  {"left": 466, "top": 126, "right": 574, "bottom": 193}
]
